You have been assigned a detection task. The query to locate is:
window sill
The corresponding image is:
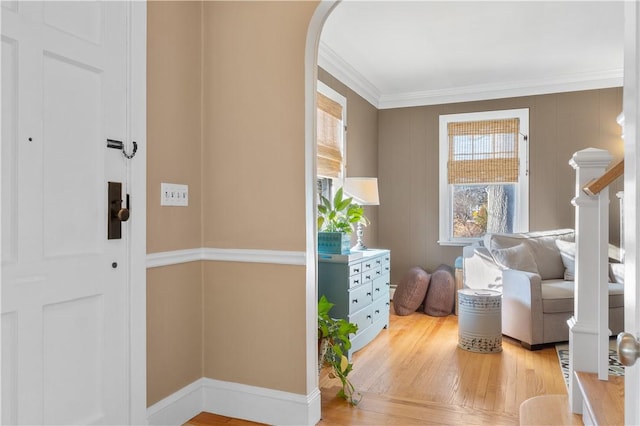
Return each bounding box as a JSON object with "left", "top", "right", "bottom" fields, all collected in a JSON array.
[{"left": 437, "top": 239, "right": 479, "bottom": 247}]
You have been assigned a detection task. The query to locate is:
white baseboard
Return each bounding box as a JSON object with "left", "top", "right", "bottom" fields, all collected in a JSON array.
[
  {"left": 147, "top": 378, "right": 321, "bottom": 426},
  {"left": 147, "top": 379, "right": 204, "bottom": 425}
]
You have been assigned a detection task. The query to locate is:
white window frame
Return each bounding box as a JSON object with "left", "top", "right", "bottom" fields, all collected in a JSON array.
[
  {"left": 317, "top": 81, "right": 347, "bottom": 199},
  {"left": 438, "top": 108, "right": 530, "bottom": 246}
]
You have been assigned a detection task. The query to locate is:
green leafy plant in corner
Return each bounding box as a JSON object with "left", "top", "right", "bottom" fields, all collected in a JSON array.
[
  {"left": 318, "top": 295, "right": 361, "bottom": 405},
  {"left": 317, "top": 187, "right": 369, "bottom": 234}
]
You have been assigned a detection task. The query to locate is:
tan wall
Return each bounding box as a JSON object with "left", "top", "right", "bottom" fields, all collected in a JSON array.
[
  {"left": 147, "top": 1, "right": 204, "bottom": 406},
  {"left": 147, "top": 1, "right": 203, "bottom": 254},
  {"left": 200, "top": 0, "right": 317, "bottom": 395},
  {"left": 201, "top": 1, "right": 315, "bottom": 252},
  {"left": 379, "top": 88, "right": 624, "bottom": 282},
  {"left": 319, "top": 68, "right": 380, "bottom": 248},
  {"left": 147, "top": 0, "right": 318, "bottom": 404},
  {"left": 147, "top": 263, "right": 203, "bottom": 406},
  {"left": 202, "top": 262, "right": 307, "bottom": 393}
]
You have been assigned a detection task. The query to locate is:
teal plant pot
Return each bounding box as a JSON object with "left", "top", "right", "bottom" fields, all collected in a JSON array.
[{"left": 318, "top": 232, "right": 351, "bottom": 254}]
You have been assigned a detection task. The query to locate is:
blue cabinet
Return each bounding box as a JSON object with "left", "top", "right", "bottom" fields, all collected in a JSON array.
[{"left": 318, "top": 249, "right": 391, "bottom": 357}]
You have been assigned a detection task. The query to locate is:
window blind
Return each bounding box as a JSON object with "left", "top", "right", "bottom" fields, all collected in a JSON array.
[
  {"left": 317, "top": 92, "right": 343, "bottom": 178},
  {"left": 447, "top": 118, "right": 520, "bottom": 184}
]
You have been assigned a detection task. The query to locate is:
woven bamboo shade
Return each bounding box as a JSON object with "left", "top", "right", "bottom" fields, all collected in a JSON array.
[
  {"left": 447, "top": 118, "right": 520, "bottom": 184},
  {"left": 317, "top": 93, "right": 343, "bottom": 178}
]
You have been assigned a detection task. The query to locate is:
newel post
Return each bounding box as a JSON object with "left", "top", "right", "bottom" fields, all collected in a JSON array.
[{"left": 568, "top": 148, "right": 612, "bottom": 413}]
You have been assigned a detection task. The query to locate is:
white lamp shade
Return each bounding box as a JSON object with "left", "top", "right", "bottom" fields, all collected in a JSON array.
[{"left": 343, "top": 177, "right": 380, "bottom": 205}]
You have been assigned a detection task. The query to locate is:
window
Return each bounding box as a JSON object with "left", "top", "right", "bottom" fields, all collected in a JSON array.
[
  {"left": 317, "top": 81, "right": 347, "bottom": 201},
  {"left": 439, "top": 109, "right": 529, "bottom": 245}
]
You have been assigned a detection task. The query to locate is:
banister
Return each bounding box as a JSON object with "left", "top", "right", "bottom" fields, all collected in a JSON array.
[{"left": 583, "top": 159, "right": 624, "bottom": 196}]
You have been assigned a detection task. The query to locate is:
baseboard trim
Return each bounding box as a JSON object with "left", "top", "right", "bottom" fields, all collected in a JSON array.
[
  {"left": 147, "top": 379, "right": 204, "bottom": 426},
  {"left": 146, "top": 378, "right": 321, "bottom": 426},
  {"left": 146, "top": 248, "right": 306, "bottom": 268},
  {"left": 202, "top": 378, "right": 321, "bottom": 426}
]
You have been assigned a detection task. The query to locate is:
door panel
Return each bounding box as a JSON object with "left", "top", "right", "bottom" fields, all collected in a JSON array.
[
  {"left": 42, "top": 1, "right": 102, "bottom": 44},
  {"left": 42, "top": 51, "right": 103, "bottom": 257},
  {"left": 43, "top": 295, "right": 104, "bottom": 425},
  {"left": 1, "top": 35, "right": 18, "bottom": 264},
  {"left": 1, "top": 2, "right": 131, "bottom": 424},
  {"left": 1, "top": 312, "right": 18, "bottom": 426}
]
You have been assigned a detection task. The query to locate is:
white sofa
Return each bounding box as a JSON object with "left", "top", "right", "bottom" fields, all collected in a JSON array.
[{"left": 462, "top": 229, "right": 624, "bottom": 350}]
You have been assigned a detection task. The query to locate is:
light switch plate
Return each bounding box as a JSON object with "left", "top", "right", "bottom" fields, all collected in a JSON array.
[{"left": 161, "top": 183, "right": 188, "bottom": 206}]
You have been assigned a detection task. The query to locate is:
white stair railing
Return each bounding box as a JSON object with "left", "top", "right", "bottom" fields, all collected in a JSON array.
[{"left": 568, "top": 148, "right": 613, "bottom": 414}]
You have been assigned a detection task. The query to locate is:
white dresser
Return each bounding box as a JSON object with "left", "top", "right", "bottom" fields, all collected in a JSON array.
[{"left": 318, "top": 249, "right": 391, "bottom": 357}]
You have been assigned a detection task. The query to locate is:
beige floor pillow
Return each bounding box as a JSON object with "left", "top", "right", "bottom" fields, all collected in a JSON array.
[
  {"left": 393, "top": 267, "right": 431, "bottom": 316},
  {"left": 424, "top": 264, "right": 455, "bottom": 317}
]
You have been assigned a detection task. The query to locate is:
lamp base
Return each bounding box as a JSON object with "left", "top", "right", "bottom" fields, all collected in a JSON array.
[
  {"left": 352, "top": 222, "right": 368, "bottom": 251},
  {"left": 352, "top": 241, "right": 368, "bottom": 251}
]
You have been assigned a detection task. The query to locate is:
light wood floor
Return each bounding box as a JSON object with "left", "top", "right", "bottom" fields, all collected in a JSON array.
[{"left": 186, "top": 306, "right": 570, "bottom": 425}]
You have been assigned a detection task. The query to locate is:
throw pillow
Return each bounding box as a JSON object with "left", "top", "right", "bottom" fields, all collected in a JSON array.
[
  {"left": 423, "top": 264, "right": 456, "bottom": 317},
  {"left": 610, "top": 262, "right": 624, "bottom": 284},
  {"left": 393, "top": 267, "right": 431, "bottom": 316},
  {"left": 555, "top": 240, "right": 576, "bottom": 281},
  {"left": 491, "top": 243, "right": 539, "bottom": 274}
]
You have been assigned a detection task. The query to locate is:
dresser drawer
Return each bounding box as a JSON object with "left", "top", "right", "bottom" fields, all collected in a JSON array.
[
  {"left": 361, "top": 258, "right": 378, "bottom": 274},
  {"left": 361, "top": 266, "right": 381, "bottom": 284},
  {"left": 349, "top": 262, "right": 363, "bottom": 276},
  {"left": 372, "top": 274, "right": 390, "bottom": 300},
  {"left": 350, "top": 305, "right": 373, "bottom": 335},
  {"left": 372, "top": 297, "right": 389, "bottom": 322},
  {"left": 349, "top": 273, "right": 362, "bottom": 288},
  {"left": 349, "top": 283, "right": 372, "bottom": 313}
]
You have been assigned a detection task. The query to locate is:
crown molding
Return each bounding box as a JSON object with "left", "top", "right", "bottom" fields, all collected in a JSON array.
[
  {"left": 318, "top": 41, "right": 381, "bottom": 108},
  {"left": 317, "top": 42, "right": 623, "bottom": 109},
  {"left": 378, "top": 69, "right": 624, "bottom": 109}
]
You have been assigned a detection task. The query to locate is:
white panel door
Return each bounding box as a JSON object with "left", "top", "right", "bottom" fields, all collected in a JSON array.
[
  {"left": 623, "top": 3, "right": 640, "bottom": 424},
  {"left": 1, "top": 2, "right": 136, "bottom": 424}
]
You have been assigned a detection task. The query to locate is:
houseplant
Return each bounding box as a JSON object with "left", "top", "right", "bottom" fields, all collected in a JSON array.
[
  {"left": 318, "top": 295, "right": 361, "bottom": 405},
  {"left": 317, "top": 187, "right": 369, "bottom": 254}
]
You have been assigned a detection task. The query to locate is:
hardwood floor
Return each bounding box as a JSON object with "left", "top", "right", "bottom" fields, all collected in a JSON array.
[{"left": 185, "top": 307, "right": 570, "bottom": 425}]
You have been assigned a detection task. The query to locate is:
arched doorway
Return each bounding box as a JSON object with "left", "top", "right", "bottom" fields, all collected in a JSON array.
[
  {"left": 302, "top": 2, "right": 340, "bottom": 423},
  {"left": 304, "top": 2, "right": 640, "bottom": 425}
]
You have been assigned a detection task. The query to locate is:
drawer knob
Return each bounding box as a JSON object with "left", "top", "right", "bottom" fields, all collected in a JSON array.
[
  {"left": 352, "top": 299, "right": 358, "bottom": 304},
  {"left": 354, "top": 268, "right": 360, "bottom": 272},
  {"left": 365, "top": 263, "right": 371, "bottom": 268},
  {"left": 366, "top": 275, "right": 371, "bottom": 280},
  {"left": 376, "top": 271, "right": 381, "bottom": 275},
  {"left": 367, "top": 315, "right": 372, "bottom": 319},
  {"left": 367, "top": 292, "right": 372, "bottom": 296},
  {"left": 375, "top": 310, "right": 380, "bottom": 314},
  {"left": 375, "top": 288, "right": 380, "bottom": 292},
  {"left": 354, "top": 280, "right": 359, "bottom": 284}
]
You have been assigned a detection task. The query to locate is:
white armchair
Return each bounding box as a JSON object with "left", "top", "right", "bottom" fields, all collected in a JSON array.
[{"left": 462, "top": 229, "right": 624, "bottom": 350}]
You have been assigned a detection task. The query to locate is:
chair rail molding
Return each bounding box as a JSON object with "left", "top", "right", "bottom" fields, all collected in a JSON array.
[{"left": 146, "top": 247, "right": 306, "bottom": 268}]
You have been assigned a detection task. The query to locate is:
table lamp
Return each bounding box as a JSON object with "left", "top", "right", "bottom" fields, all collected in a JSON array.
[{"left": 343, "top": 177, "right": 379, "bottom": 250}]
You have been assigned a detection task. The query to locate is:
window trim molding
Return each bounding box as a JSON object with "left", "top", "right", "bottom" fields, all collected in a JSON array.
[{"left": 438, "top": 108, "right": 530, "bottom": 245}]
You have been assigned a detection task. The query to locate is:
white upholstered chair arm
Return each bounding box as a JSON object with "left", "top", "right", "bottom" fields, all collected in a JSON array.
[{"left": 502, "top": 270, "right": 543, "bottom": 347}]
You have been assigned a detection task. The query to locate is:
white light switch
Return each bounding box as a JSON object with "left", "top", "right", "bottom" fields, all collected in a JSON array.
[{"left": 161, "top": 183, "right": 188, "bottom": 206}]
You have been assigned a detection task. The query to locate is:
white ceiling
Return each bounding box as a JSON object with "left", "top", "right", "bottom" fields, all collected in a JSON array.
[{"left": 318, "top": 1, "right": 624, "bottom": 109}]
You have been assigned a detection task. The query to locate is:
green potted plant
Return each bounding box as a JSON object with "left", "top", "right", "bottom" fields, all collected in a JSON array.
[
  {"left": 317, "top": 187, "right": 369, "bottom": 254},
  {"left": 318, "top": 295, "right": 361, "bottom": 405}
]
